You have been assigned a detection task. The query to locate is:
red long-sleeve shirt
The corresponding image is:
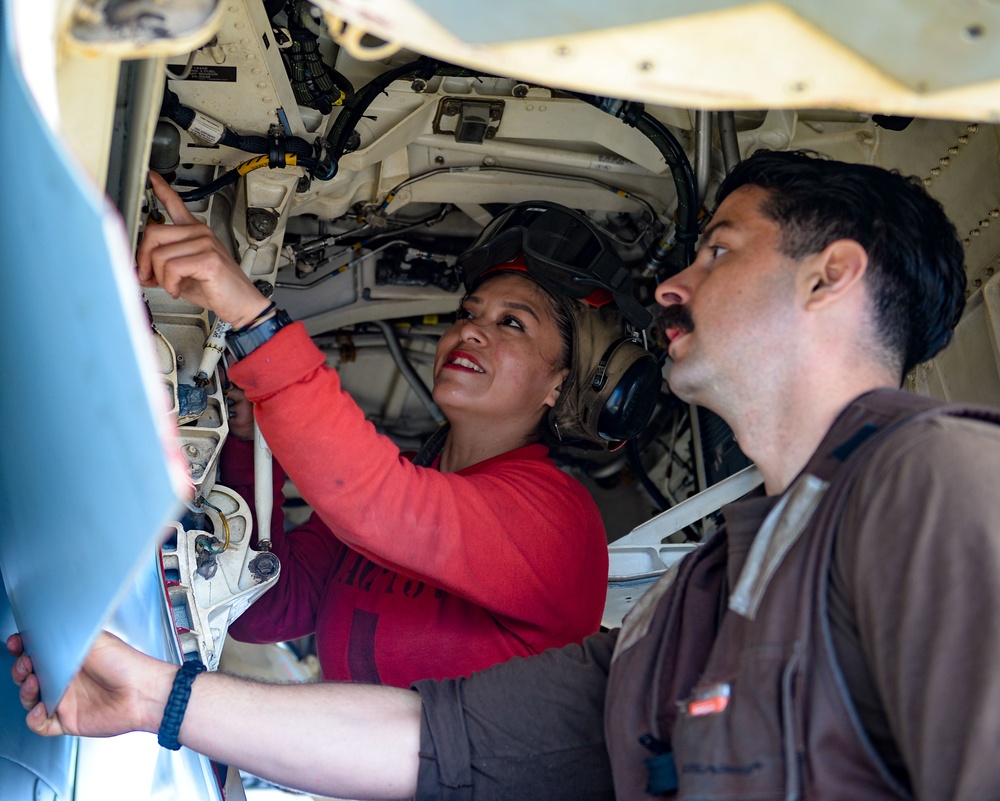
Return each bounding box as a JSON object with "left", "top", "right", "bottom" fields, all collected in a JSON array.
[{"left": 225, "top": 322, "right": 609, "bottom": 687}]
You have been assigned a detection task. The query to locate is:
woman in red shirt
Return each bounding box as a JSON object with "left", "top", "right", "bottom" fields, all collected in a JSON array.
[{"left": 145, "top": 177, "right": 661, "bottom": 686}]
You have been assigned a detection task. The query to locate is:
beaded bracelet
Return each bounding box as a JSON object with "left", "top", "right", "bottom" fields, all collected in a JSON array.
[
  {"left": 231, "top": 301, "right": 277, "bottom": 335},
  {"left": 157, "top": 658, "right": 207, "bottom": 751}
]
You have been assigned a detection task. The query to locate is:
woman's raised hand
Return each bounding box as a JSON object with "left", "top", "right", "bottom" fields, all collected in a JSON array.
[{"left": 137, "top": 172, "right": 272, "bottom": 328}]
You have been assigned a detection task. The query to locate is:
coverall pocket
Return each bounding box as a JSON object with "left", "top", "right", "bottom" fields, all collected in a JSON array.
[{"left": 671, "top": 644, "right": 800, "bottom": 800}]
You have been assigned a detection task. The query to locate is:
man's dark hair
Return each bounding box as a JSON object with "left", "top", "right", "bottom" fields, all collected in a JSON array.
[{"left": 716, "top": 149, "right": 967, "bottom": 376}]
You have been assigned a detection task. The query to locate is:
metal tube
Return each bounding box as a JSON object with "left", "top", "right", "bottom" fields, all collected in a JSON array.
[
  {"left": 694, "top": 109, "right": 712, "bottom": 207},
  {"left": 612, "top": 464, "right": 762, "bottom": 547},
  {"left": 371, "top": 319, "right": 446, "bottom": 425},
  {"left": 717, "top": 111, "right": 741, "bottom": 175},
  {"left": 254, "top": 422, "right": 273, "bottom": 549}
]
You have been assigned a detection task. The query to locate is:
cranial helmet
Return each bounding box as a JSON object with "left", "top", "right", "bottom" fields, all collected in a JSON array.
[{"left": 457, "top": 201, "right": 661, "bottom": 448}]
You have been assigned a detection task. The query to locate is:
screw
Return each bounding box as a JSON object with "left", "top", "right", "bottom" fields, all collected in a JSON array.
[
  {"left": 247, "top": 207, "right": 279, "bottom": 240},
  {"left": 968, "top": 123, "right": 979, "bottom": 133},
  {"left": 930, "top": 167, "right": 942, "bottom": 176},
  {"left": 512, "top": 83, "right": 529, "bottom": 98},
  {"left": 959, "top": 135, "right": 970, "bottom": 144},
  {"left": 939, "top": 156, "right": 951, "bottom": 166},
  {"left": 410, "top": 78, "right": 427, "bottom": 92},
  {"left": 973, "top": 278, "right": 983, "bottom": 288},
  {"left": 949, "top": 146, "right": 960, "bottom": 155},
  {"left": 986, "top": 266, "right": 995, "bottom": 277}
]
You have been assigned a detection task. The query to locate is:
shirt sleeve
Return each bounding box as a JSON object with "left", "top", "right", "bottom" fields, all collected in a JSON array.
[
  {"left": 413, "top": 632, "right": 617, "bottom": 801},
  {"left": 835, "top": 415, "right": 1000, "bottom": 801},
  {"left": 228, "top": 324, "right": 608, "bottom": 637}
]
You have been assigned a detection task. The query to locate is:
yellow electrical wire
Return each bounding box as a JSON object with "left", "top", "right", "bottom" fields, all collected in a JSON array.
[
  {"left": 236, "top": 153, "right": 300, "bottom": 176},
  {"left": 198, "top": 497, "right": 232, "bottom": 552}
]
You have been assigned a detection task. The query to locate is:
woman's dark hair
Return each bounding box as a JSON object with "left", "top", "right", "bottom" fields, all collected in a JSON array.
[{"left": 717, "top": 149, "right": 967, "bottom": 376}]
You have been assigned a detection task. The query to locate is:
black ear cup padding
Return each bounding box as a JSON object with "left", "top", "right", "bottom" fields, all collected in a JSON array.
[{"left": 596, "top": 350, "right": 661, "bottom": 441}]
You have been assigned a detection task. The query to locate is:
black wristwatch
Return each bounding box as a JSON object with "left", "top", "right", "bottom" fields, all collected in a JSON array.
[{"left": 226, "top": 308, "right": 293, "bottom": 361}]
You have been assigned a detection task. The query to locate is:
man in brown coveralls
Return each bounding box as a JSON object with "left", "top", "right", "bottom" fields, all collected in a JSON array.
[{"left": 11, "top": 150, "right": 1000, "bottom": 801}]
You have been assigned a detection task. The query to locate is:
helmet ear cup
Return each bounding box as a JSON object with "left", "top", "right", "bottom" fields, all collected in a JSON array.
[
  {"left": 592, "top": 342, "right": 661, "bottom": 441},
  {"left": 549, "top": 302, "right": 661, "bottom": 448}
]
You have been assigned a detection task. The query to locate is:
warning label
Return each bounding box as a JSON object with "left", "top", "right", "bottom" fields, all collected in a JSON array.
[{"left": 169, "top": 65, "right": 238, "bottom": 83}]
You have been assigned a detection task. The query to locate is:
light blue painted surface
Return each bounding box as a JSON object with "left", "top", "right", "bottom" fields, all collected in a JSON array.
[
  {"left": 0, "top": 572, "right": 76, "bottom": 801},
  {"left": 411, "top": 0, "right": 1000, "bottom": 92},
  {"left": 0, "top": 0, "right": 185, "bottom": 710}
]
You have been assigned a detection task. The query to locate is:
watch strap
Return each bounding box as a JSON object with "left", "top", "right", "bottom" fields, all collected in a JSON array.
[{"left": 227, "top": 308, "right": 293, "bottom": 360}]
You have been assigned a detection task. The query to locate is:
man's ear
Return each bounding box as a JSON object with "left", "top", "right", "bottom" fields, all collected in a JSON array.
[{"left": 802, "top": 239, "right": 869, "bottom": 311}]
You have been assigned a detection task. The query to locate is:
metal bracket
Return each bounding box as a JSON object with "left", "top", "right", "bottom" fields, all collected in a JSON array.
[{"left": 433, "top": 97, "right": 504, "bottom": 143}]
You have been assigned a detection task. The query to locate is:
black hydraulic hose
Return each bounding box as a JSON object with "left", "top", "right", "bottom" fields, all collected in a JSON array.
[
  {"left": 160, "top": 88, "right": 314, "bottom": 160},
  {"left": 568, "top": 92, "right": 699, "bottom": 268},
  {"left": 175, "top": 155, "right": 323, "bottom": 202},
  {"left": 177, "top": 169, "right": 239, "bottom": 202},
  {"left": 634, "top": 112, "right": 699, "bottom": 266},
  {"left": 219, "top": 131, "right": 314, "bottom": 158},
  {"left": 321, "top": 57, "right": 437, "bottom": 179}
]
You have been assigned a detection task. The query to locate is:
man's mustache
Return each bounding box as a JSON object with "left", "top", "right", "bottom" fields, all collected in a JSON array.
[{"left": 657, "top": 304, "right": 694, "bottom": 337}]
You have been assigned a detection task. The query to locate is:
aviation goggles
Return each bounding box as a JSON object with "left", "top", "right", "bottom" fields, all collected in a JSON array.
[{"left": 457, "top": 202, "right": 652, "bottom": 328}]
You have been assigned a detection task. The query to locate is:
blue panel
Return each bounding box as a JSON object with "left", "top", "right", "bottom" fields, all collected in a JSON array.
[
  {"left": 0, "top": 2, "right": 187, "bottom": 707},
  {"left": 0, "top": 575, "right": 76, "bottom": 800},
  {"left": 411, "top": 0, "right": 1000, "bottom": 92},
  {"left": 68, "top": 558, "right": 225, "bottom": 801},
  {"left": 407, "top": 0, "right": 731, "bottom": 44}
]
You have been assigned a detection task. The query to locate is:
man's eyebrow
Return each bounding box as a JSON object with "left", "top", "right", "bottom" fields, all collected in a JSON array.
[{"left": 702, "top": 218, "right": 737, "bottom": 242}]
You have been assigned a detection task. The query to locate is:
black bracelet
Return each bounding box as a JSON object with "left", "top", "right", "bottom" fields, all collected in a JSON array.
[{"left": 157, "top": 658, "right": 207, "bottom": 751}]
